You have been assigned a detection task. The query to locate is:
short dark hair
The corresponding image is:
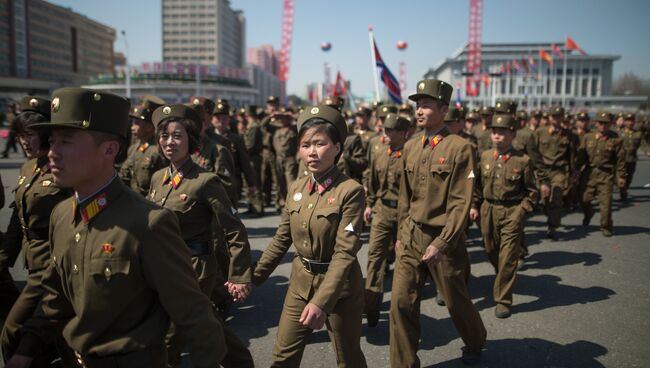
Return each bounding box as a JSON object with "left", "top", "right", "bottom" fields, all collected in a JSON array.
[
  {"left": 13, "top": 111, "right": 50, "bottom": 151},
  {"left": 157, "top": 118, "right": 201, "bottom": 155},
  {"left": 89, "top": 131, "right": 128, "bottom": 165},
  {"left": 298, "top": 118, "right": 343, "bottom": 163}
]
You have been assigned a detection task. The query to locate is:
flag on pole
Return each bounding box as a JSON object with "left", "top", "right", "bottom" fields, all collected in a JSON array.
[
  {"left": 551, "top": 43, "right": 564, "bottom": 59},
  {"left": 372, "top": 39, "right": 402, "bottom": 104},
  {"left": 521, "top": 58, "right": 529, "bottom": 74},
  {"left": 331, "top": 71, "right": 348, "bottom": 98},
  {"left": 455, "top": 86, "right": 462, "bottom": 108},
  {"left": 566, "top": 36, "right": 587, "bottom": 55},
  {"left": 512, "top": 59, "right": 521, "bottom": 73},
  {"left": 539, "top": 49, "right": 553, "bottom": 65}
]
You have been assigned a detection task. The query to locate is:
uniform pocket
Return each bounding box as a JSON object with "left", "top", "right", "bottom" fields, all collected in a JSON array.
[
  {"left": 430, "top": 163, "right": 451, "bottom": 179},
  {"left": 89, "top": 258, "right": 131, "bottom": 282},
  {"left": 286, "top": 200, "right": 302, "bottom": 214},
  {"left": 314, "top": 206, "right": 339, "bottom": 219}
]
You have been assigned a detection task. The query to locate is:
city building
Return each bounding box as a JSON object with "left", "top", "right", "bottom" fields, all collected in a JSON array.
[
  {"left": 247, "top": 44, "right": 283, "bottom": 104},
  {"left": 0, "top": 0, "right": 115, "bottom": 99},
  {"left": 424, "top": 42, "right": 646, "bottom": 109},
  {"left": 247, "top": 44, "right": 279, "bottom": 76},
  {"left": 162, "top": 0, "right": 245, "bottom": 68}
]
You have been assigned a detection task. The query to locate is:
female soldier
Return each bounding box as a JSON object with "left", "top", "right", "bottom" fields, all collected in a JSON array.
[
  {"left": 249, "top": 105, "right": 367, "bottom": 367},
  {"left": 0, "top": 96, "right": 72, "bottom": 365},
  {"left": 148, "top": 104, "right": 254, "bottom": 367}
]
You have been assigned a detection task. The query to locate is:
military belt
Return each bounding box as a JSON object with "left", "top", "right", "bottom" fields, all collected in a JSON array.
[
  {"left": 299, "top": 256, "right": 330, "bottom": 274},
  {"left": 485, "top": 198, "right": 522, "bottom": 207},
  {"left": 186, "top": 241, "right": 212, "bottom": 257},
  {"left": 381, "top": 199, "right": 398, "bottom": 208}
]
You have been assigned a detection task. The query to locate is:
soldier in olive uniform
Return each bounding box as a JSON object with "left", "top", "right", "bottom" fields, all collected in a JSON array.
[
  {"left": 260, "top": 96, "right": 280, "bottom": 208},
  {"left": 243, "top": 105, "right": 266, "bottom": 217},
  {"left": 398, "top": 102, "right": 414, "bottom": 118},
  {"left": 363, "top": 113, "right": 410, "bottom": 327},
  {"left": 149, "top": 104, "right": 254, "bottom": 368},
  {"left": 391, "top": 79, "right": 486, "bottom": 366},
  {"left": 478, "top": 114, "right": 538, "bottom": 319},
  {"left": 119, "top": 98, "right": 166, "bottom": 196},
  {"left": 462, "top": 111, "right": 479, "bottom": 147},
  {"left": 251, "top": 105, "right": 367, "bottom": 367},
  {"left": 471, "top": 106, "right": 494, "bottom": 155},
  {"left": 6, "top": 88, "right": 226, "bottom": 368},
  {"left": 577, "top": 112, "right": 626, "bottom": 237},
  {"left": 0, "top": 97, "right": 73, "bottom": 366},
  {"left": 272, "top": 107, "right": 298, "bottom": 210},
  {"left": 619, "top": 112, "right": 643, "bottom": 200},
  {"left": 364, "top": 105, "right": 398, "bottom": 189},
  {"left": 533, "top": 106, "right": 578, "bottom": 239}
]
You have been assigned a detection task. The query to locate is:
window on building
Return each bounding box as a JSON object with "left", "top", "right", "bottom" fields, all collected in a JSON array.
[
  {"left": 591, "top": 78, "right": 598, "bottom": 96},
  {"left": 582, "top": 68, "right": 589, "bottom": 75},
  {"left": 582, "top": 79, "right": 588, "bottom": 96},
  {"left": 565, "top": 78, "right": 572, "bottom": 94},
  {"left": 592, "top": 68, "right": 599, "bottom": 75},
  {"left": 556, "top": 79, "right": 561, "bottom": 94}
]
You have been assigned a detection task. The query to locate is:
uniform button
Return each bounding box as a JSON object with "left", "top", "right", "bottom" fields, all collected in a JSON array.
[
  {"left": 302, "top": 221, "right": 307, "bottom": 229},
  {"left": 72, "top": 264, "right": 79, "bottom": 274},
  {"left": 302, "top": 240, "right": 308, "bottom": 246},
  {"left": 497, "top": 164, "right": 502, "bottom": 168},
  {"left": 308, "top": 203, "right": 313, "bottom": 209},
  {"left": 422, "top": 158, "right": 426, "bottom": 163},
  {"left": 74, "top": 233, "right": 81, "bottom": 243},
  {"left": 25, "top": 183, "right": 31, "bottom": 189},
  {"left": 420, "top": 175, "right": 425, "bottom": 180},
  {"left": 496, "top": 174, "right": 501, "bottom": 178},
  {"left": 104, "top": 267, "right": 112, "bottom": 279},
  {"left": 52, "top": 255, "right": 57, "bottom": 263}
]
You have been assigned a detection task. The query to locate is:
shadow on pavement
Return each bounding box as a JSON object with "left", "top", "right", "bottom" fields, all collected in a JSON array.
[
  {"left": 523, "top": 250, "right": 602, "bottom": 270},
  {"left": 429, "top": 338, "right": 607, "bottom": 368}
]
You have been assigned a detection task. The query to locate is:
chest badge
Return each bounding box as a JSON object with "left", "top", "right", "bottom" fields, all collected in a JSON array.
[
  {"left": 438, "top": 157, "right": 446, "bottom": 164},
  {"left": 327, "top": 197, "right": 335, "bottom": 205},
  {"left": 101, "top": 243, "right": 115, "bottom": 255},
  {"left": 485, "top": 164, "right": 490, "bottom": 170},
  {"left": 42, "top": 180, "right": 52, "bottom": 187},
  {"left": 293, "top": 192, "right": 303, "bottom": 202},
  {"left": 17, "top": 176, "right": 25, "bottom": 185},
  {"left": 179, "top": 193, "right": 188, "bottom": 201}
]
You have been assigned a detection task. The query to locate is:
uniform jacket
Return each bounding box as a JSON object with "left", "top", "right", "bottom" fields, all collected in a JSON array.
[
  {"left": 577, "top": 130, "right": 626, "bottom": 180},
  {"left": 620, "top": 128, "right": 643, "bottom": 163},
  {"left": 192, "top": 133, "right": 237, "bottom": 205},
  {"left": 119, "top": 137, "right": 166, "bottom": 196},
  {"left": 366, "top": 144, "right": 403, "bottom": 212},
  {"left": 533, "top": 126, "right": 578, "bottom": 184}
]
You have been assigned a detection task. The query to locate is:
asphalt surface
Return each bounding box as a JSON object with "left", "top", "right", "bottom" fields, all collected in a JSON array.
[{"left": 1, "top": 148, "right": 649, "bottom": 368}]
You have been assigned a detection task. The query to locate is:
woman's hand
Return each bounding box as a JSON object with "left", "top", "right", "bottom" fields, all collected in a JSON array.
[
  {"left": 224, "top": 281, "right": 252, "bottom": 303},
  {"left": 299, "top": 303, "right": 326, "bottom": 330}
]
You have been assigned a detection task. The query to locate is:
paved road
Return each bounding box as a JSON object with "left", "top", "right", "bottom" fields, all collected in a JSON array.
[{"left": 2, "top": 150, "right": 649, "bottom": 367}]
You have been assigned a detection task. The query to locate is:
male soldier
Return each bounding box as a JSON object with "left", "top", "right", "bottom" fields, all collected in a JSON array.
[
  {"left": 188, "top": 96, "right": 238, "bottom": 205},
  {"left": 212, "top": 100, "right": 259, "bottom": 206},
  {"left": 539, "top": 110, "right": 550, "bottom": 127},
  {"left": 119, "top": 97, "right": 166, "bottom": 196},
  {"left": 533, "top": 106, "right": 578, "bottom": 239},
  {"left": 574, "top": 112, "right": 590, "bottom": 138},
  {"left": 271, "top": 107, "right": 298, "bottom": 209},
  {"left": 243, "top": 105, "right": 265, "bottom": 217},
  {"left": 364, "top": 105, "right": 398, "bottom": 188},
  {"left": 619, "top": 112, "right": 643, "bottom": 200},
  {"left": 6, "top": 88, "right": 226, "bottom": 368},
  {"left": 566, "top": 112, "right": 591, "bottom": 210},
  {"left": 462, "top": 111, "right": 479, "bottom": 147},
  {"left": 391, "top": 79, "right": 486, "bottom": 366},
  {"left": 577, "top": 112, "right": 626, "bottom": 236},
  {"left": 363, "top": 113, "right": 409, "bottom": 327},
  {"left": 444, "top": 107, "right": 464, "bottom": 135},
  {"left": 478, "top": 114, "right": 537, "bottom": 318},
  {"left": 529, "top": 110, "right": 542, "bottom": 131},
  {"left": 354, "top": 106, "right": 376, "bottom": 154},
  {"left": 471, "top": 105, "right": 494, "bottom": 155},
  {"left": 260, "top": 96, "right": 280, "bottom": 207},
  {"left": 398, "top": 102, "right": 414, "bottom": 118}
]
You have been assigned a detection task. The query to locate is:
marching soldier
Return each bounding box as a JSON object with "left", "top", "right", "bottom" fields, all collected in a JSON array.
[
  {"left": 472, "top": 105, "right": 494, "bottom": 155},
  {"left": 478, "top": 114, "right": 538, "bottom": 319},
  {"left": 462, "top": 111, "right": 479, "bottom": 148},
  {"left": 243, "top": 105, "right": 265, "bottom": 217},
  {"left": 260, "top": 96, "right": 280, "bottom": 209},
  {"left": 251, "top": 105, "right": 367, "bottom": 367},
  {"left": 533, "top": 106, "right": 578, "bottom": 239},
  {"left": 398, "top": 102, "right": 414, "bottom": 118},
  {"left": 271, "top": 107, "right": 298, "bottom": 210},
  {"left": 6, "top": 87, "right": 226, "bottom": 368},
  {"left": 119, "top": 97, "right": 166, "bottom": 196},
  {"left": 619, "top": 112, "right": 643, "bottom": 200},
  {"left": 363, "top": 113, "right": 410, "bottom": 327},
  {"left": 577, "top": 112, "right": 626, "bottom": 237},
  {"left": 391, "top": 79, "right": 486, "bottom": 366},
  {"left": 364, "top": 105, "right": 397, "bottom": 188}
]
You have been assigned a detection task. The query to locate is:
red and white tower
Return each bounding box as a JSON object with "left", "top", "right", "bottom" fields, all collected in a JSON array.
[
  {"left": 466, "top": 0, "right": 483, "bottom": 97},
  {"left": 278, "top": 0, "right": 294, "bottom": 100}
]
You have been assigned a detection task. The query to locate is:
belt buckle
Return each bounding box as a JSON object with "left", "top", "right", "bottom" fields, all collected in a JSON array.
[
  {"left": 74, "top": 351, "right": 86, "bottom": 368},
  {"left": 301, "top": 258, "right": 313, "bottom": 274}
]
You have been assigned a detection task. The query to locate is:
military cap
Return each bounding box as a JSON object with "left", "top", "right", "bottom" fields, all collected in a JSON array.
[
  {"left": 550, "top": 106, "right": 565, "bottom": 116},
  {"left": 466, "top": 111, "right": 479, "bottom": 121},
  {"left": 371, "top": 101, "right": 384, "bottom": 109},
  {"left": 297, "top": 105, "right": 347, "bottom": 144},
  {"left": 399, "top": 102, "right": 414, "bottom": 113},
  {"left": 576, "top": 112, "right": 590, "bottom": 121},
  {"left": 531, "top": 109, "right": 543, "bottom": 118},
  {"left": 130, "top": 97, "right": 163, "bottom": 122},
  {"left": 541, "top": 111, "right": 549, "bottom": 118},
  {"left": 152, "top": 104, "right": 202, "bottom": 130},
  {"left": 623, "top": 112, "right": 635, "bottom": 121},
  {"left": 273, "top": 106, "right": 294, "bottom": 118},
  {"left": 20, "top": 96, "right": 50, "bottom": 118},
  {"left": 516, "top": 110, "right": 529, "bottom": 121},
  {"left": 495, "top": 99, "right": 518, "bottom": 114},
  {"left": 244, "top": 105, "right": 258, "bottom": 116},
  {"left": 267, "top": 96, "right": 280, "bottom": 105},
  {"left": 355, "top": 106, "right": 372, "bottom": 116},
  {"left": 383, "top": 113, "right": 410, "bottom": 131},
  {"left": 321, "top": 96, "right": 343, "bottom": 111},
  {"left": 409, "top": 79, "right": 453, "bottom": 105},
  {"left": 213, "top": 100, "right": 231, "bottom": 115},
  {"left": 480, "top": 105, "right": 495, "bottom": 116},
  {"left": 457, "top": 105, "right": 467, "bottom": 119},
  {"left": 491, "top": 114, "right": 517, "bottom": 130},
  {"left": 376, "top": 104, "right": 398, "bottom": 118},
  {"left": 140, "top": 94, "right": 166, "bottom": 106},
  {"left": 443, "top": 107, "right": 462, "bottom": 122},
  {"left": 189, "top": 96, "right": 215, "bottom": 114},
  {"left": 616, "top": 112, "right": 624, "bottom": 119},
  {"left": 594, "top": 111, "right": 613, "bottom": 123},
  {"left": 31, "top": 88, "right": 129, "bottom": 139},
  {"left": 185, "top": 102, "right": 207, "bottom": 121}
]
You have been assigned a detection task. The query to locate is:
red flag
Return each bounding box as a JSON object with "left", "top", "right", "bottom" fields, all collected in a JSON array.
[
  {"left": 551, "top": 43, "right": 564, "bottom": 60},
  {"left": 521, "top": 58, "right": 529, "bottom": 73},
  {"left": 481, "top": 73, "right": 490, "bottom": 87},
  {"left": 566, "top": 36, "right": 587, "bottom": 55},
  {"left": 539, "top": 49, "right": 554, "bottom": 65},
  {"left": 331, "top": 71, "right": 348, "bottom": 98}
]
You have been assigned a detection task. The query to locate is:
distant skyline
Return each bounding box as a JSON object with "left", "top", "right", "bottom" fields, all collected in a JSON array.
[{"left": 49, "top": 0, "right": 650, "bottom": 98}]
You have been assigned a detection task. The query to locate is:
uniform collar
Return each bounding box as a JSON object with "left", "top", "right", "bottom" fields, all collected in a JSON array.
[
  {"left": 387, "top": 145, "right": 403, "bottom": 157},
  {"left": 137, "top": 136, "right": 156, "bottom": 152},
  {"left": 162, "top": 159, "right": 195, "bottom": 189},
  {"left": 73, "top": 173, "right": 121, "bottom": 224},
  {"left": 34, "top": 157, "right": 50, "bottom": 176},
  {"left": 421, "top": 126, "right": 448, "bottom": 149},
  {"left": 492, "top": 148, "right": 513, "bottom": 162},
  {"left": 307, "top": 166, "right": 341, "bottom": 195}
]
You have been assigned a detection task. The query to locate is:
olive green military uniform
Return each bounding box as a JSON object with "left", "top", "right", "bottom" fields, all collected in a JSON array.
[
  {"left": 0, "top": 171, "right": 18, "bottom": 331},
  {"left": 1, "top": 157, "right": 72, "bottom": 364},
  {"left": 272, "top": 119, "right": 298, "bottom": 209},
  {"left": 337, "top": 133, "right": 367, "bottom": 183},
  {"left": 119, "top": 102, "right": 166, "bottom": 196},
  {"left": 577, "top": 113, "right": 626, "bottom": 233},
  {"left": 477, "top": 115, "right": 538, "bottom": 314},
  {"left": 364, "top": 114, "right": 409, "bottom": 326},
  {"left": 391, "top": 80, "right": 486, "bottom": 367},
  {"left": 260, "top": 111, "right": 279, "bottom": 207},
  {"left": 619, "top": 114, "right": 643, "bottom": 198},
  {"left": 252, "top": 106, "right": 367, "bottom": 367},
  {"left": 363, "top": 105, "right": 396, "bottom": 189},
  {"left": 243, "top": 110, "right": 265, "bottom": 215},
  {"left": 533, "top": 107, "right": 578, "bottom": 231},
  {"left": 16, "top": 88, "right": 226, "bottom": 368},
  {"left": 471, "top": 106, "right": 494, "bottom": 155}
]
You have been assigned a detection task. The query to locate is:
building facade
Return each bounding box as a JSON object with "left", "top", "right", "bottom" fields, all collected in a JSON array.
[
  {"left": 162, "top": 0, "right": 245, "bottom": 68},
  {"left": 424, "top": 42, "right": 645, "bottom": 109},
  {"left": 247, "top": 44, "right": 283, "bottom": 103},
  {"left": 0, "top": 0, "right": 115, "bottom": 90}
]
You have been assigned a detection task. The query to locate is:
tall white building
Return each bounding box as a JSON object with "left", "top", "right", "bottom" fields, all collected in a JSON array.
[
  {"left": 162, "top": 0, "right": 245, "bottom": 68},
  {"left": 425, "top": 42, "right": 645, "bottom": 109}
]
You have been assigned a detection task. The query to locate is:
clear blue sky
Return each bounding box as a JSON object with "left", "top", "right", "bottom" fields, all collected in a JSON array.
[{"left": 50, "top": 0, "right": 650, "bottom": 97}]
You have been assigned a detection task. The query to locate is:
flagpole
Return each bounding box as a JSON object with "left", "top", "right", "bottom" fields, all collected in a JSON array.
[
  {"left": 562, "top": 36, "right": 568, "bottom": 106},
  {"left": 538, "top": 50, "right": 542, "bottom": 109},
  {"left": 368, "top": 26, "right": 381, "bottom": 102}
]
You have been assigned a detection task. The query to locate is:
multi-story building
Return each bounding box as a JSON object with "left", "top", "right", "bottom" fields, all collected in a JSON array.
[
  {"left": 162, "top": 0, "right": 245, "bottom": 68},
  {"left": 0, "top": 0, "right": 115, "bottom": 95},
  {"left": 247, "top": 44, "right": 283, "bottom": 104},
  {"left": 424, "top": 42, "right": 646, "bottom": 109}
]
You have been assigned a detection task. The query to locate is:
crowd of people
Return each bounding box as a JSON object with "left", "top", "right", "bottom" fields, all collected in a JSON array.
[{"left": 0, "top": 78, "right": 648, "bottom": 367}]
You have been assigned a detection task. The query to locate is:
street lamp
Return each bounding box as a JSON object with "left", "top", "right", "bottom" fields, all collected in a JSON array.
[{"left": 121, "top": 30, "right": 131, "bottom": 99}]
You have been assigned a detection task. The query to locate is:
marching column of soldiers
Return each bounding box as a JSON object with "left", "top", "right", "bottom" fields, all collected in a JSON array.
[{"left": 0, "top": 78, "right": 648, "bottom": 367}]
